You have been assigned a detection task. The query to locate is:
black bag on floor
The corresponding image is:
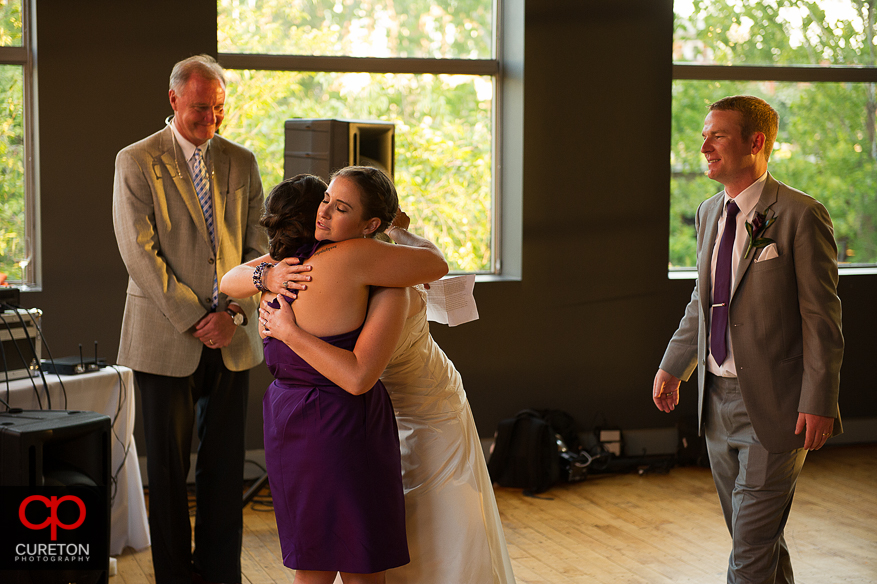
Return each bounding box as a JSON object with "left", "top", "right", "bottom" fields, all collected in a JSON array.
[
  {"left": 538, "top": 409, "right": 593, "bottom": 483},
  {"left": 487, "top": 409, "right": 560, "bottom": 495},
  {"left": 537, "top": 409, "right": 582, "bottom": 452}
]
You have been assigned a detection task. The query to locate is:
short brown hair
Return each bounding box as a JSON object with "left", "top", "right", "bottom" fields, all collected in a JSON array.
[{"left": 710, "top": 95, "right": 779, "bottom": 161}]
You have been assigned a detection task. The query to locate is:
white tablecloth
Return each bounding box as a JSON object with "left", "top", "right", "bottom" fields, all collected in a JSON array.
[{"left": 4, "top": 365, "right": 151, "bottom": 555}]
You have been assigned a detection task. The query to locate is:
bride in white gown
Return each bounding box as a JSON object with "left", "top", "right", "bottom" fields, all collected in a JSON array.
[
  {"left": 381, "top": 283, "right": 515, "bottom": 584},
  {"left": 263, "top": 281, "right": 516, "bottom": 584}
]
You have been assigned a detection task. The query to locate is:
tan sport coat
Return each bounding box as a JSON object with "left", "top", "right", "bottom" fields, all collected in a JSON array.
[
  {"left": 660, "top": 173, "right": 843, "bottom": 453},
  {"left": 113, "top": 125, "right": 267, "bottom": 377}
]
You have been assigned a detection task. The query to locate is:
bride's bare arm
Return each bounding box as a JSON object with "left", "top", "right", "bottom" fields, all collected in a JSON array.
[
  {"left": 260, "top": 286, "right": 408, "bottom": 395},
  {"left": 220, "top": 254, "right": 312, "bottom": 299},
  {"left": 339, "top": 219, "right": 448, "bottom": 288}
]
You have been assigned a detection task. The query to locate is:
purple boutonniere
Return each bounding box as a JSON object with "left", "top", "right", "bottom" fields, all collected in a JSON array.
[{"left": 744, "top": 202, "right": 777, "bottom": 259}]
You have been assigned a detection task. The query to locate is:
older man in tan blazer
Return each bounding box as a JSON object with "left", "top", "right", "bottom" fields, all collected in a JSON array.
[
  {"left": 653, "top": 96, "right": 843, "bottom": 584},
  {"left": 113, "top": 55, "right": 266, "bottom": 584}
]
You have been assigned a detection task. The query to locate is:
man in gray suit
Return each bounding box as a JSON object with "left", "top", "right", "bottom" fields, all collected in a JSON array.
[
  {"left": 113, "top": 55, "right": 267, "bottom": 584},
  {"left": 653, "top": 95, "right": 843, "bottom": 584}
]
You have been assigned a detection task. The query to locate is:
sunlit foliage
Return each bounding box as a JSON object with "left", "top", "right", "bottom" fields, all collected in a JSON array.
[
  {"left": 671, "top": 0, "right": 876, "bottom": 267},
  {"left": 218, "top": 0, "right": 494, "bottom": 272}
]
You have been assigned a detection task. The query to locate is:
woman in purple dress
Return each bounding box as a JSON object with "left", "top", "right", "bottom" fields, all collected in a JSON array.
[{"left": 221, "top": 168, "right": 447, "bottom": 584}]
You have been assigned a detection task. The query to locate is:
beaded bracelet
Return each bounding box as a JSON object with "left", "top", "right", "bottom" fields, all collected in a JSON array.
[{"left": 253, "top": 262, "right": 275, "bottom": 292}]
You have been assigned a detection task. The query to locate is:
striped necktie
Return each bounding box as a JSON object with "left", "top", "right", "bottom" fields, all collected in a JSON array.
[{"left": 192, "top": 147, "right": 218, "bottom": 310}]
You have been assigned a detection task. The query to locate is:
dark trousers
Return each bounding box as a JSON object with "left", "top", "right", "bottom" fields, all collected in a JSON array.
[{"left": 137, "top": 346, "right": 249, "bottom": 584}]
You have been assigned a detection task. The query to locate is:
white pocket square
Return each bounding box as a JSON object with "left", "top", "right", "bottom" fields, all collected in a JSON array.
[{"left": 755, "top": 243, "right": 779, "bottom": 262}]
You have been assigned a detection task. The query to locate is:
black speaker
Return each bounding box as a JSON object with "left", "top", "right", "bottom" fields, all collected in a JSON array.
[
  {"left": 284, "top": 118, "right": 395, "bottom": 181},
  {"left": 0, "top": 410, "right": 111, "bottom": 584}
]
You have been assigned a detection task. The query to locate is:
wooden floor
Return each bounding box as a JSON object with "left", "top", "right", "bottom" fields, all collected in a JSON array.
[{"left": 114, "top": 444, "right": 877, "bottom": 584}]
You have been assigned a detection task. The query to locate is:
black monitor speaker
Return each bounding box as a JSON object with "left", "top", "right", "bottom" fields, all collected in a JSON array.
[
  {"left": 0, "top": 410, "right": 111, "bottom": 584},
  {"left": 284, "top": 118, "right": 395, "bottom": 181}
]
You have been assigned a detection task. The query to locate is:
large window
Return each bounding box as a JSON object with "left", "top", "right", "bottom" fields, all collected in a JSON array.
[
  {"left": 671, "top": 0, "right": 877, "bottom": 271},
  {"left": 0, "top": 0, "right": 36, "bottom": 286},
  {"left": 218, "top": 0, "right": 502, "bottom": 273}
]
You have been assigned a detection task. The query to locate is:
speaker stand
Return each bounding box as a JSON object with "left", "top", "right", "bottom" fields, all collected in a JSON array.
[{"left": 242, "top": 472, "right": 269, "bottom": 508}]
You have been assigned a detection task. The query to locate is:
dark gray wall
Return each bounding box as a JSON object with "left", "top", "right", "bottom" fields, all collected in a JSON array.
[{"left": 26, "top": 0, "right": 876, "bottom": 454}]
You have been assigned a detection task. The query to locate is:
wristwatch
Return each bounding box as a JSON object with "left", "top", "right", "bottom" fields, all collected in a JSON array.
[{"left": 225, "top": 308, "right": 248, "bottom": 326}]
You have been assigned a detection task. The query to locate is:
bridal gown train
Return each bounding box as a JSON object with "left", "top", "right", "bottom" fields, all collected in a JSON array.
[{"left": 382, "top": 287, "right": 516, "bottom": 584}]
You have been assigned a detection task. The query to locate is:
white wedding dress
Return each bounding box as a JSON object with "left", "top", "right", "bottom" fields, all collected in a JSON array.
[{"left": 382, "top": 287, "right": 516, "bottom": 584}]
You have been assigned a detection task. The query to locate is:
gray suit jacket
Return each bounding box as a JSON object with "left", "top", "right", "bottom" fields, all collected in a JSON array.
[
  {"left": 113, "top": 125, "right": 268, "bottom": 377},
  {"left": 660, "top": 173, "right": 843, "bottom": 452}
]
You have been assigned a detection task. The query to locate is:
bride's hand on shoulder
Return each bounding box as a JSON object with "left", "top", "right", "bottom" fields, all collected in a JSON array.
[
  {"left": 390, "top": 207, "right": 410, "bottom": 231},
  {"left": 265, "top": 257, "right": 312, "bottom": 301}
]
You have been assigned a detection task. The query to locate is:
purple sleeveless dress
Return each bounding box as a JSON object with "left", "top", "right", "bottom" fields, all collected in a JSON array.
[{"left": 262, "top": 240, "right": 409, "bottom": 573}]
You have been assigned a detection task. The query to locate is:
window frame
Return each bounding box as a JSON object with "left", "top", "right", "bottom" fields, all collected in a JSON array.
[
  {"left": 671, "top": 62, "right": 877, "bottom": 279},
  {"left": 0, "top": 0, "right": 39, "bottom": 288},
  {"left": 217, "top": 0, "right": 523, "bottom": 279}
]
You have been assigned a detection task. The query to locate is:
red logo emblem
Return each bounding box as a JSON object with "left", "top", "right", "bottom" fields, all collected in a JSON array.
[{"left": 19, "top": 495, "right": 86, "bottom": 541}]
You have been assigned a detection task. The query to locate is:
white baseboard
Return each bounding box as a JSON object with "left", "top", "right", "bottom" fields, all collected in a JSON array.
[{"left": 139, "top": 418, "right": 877, "bottom": 486}]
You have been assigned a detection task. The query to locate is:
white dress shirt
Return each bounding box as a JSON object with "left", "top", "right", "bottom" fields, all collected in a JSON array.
[
  {"left": 169, "top": 118, "right": 210, "bottom": 178},
  {"left": 707, "top": 172, "right": 767, "bottom": 378}
]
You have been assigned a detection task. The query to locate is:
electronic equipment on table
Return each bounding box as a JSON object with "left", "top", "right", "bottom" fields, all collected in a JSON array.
[
  {"left": 0, "top": 307, "right": 43, "bottom": 381},
  {"left": 42, "top": 342, "right": 107, "bottom": 375}
]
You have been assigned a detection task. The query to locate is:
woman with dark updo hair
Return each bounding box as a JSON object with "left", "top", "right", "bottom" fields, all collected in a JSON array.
[
  {"left": 259, "top": 174, "right": 326, "bottom": 260},
  {"left": 221, "top": 168, "right": 447, "bottom": 584}
]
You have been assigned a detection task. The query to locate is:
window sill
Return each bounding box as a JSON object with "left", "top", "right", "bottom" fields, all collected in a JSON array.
[{"left": 668, "top": 265, "right": 877, "bottom": 280}]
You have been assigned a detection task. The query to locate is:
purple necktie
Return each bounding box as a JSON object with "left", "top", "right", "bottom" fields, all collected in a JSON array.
[{"left": 710, "top": 200, "right": 739, "bottom": 365}]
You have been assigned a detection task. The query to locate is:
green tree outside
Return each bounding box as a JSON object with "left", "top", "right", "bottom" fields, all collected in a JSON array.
[
  {"left": 219, "top": 0, "right": 492, "bottom": 59},
  {"left": 671, "top": 0, "right": 876, "bottom": 268},
  {"left": 218, "top": 0, "right": 494, "bottom": 272},
  {"left": 1, "top": 0, "right": 26, "bottom": 281}
]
